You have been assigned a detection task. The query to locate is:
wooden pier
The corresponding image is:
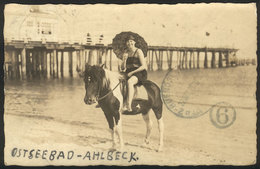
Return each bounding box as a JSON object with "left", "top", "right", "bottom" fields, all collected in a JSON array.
[
  {"left": 4, "top": 40, "right": 110, "bottom": 79},
  {"left": 4, "top": 40, "right": 252, "bottom": 79},
  {"left": 147, "top": 46, "right": 240, "bottom": 71}
]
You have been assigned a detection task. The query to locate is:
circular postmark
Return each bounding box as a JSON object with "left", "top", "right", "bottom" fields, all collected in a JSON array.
[
  {"left": 161, "top": 70, "right": 207, "bottom": 118},
  {"left": 209, "top": 102, "right": 236, "bottom": 129}
]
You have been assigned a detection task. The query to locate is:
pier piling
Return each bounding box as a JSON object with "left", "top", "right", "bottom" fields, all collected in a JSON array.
[
  {"left": 184, "top": 51, "right": 187, "bottom": 69},
  {"left": 43, "top": 50, "right": 47, "bottom": 77},
  {"left": 204, "top": 50, "right": 208, "bottom": 68},
  {"left": 211, "top": 52, "right": 216, "bottom": 68},
  {"left": 21, "top": 48, "right": 26, "bottom": 77},
  {"left": 192, "top": 51, "right": 195, "bottom": 68},
  {"left": 218, "top": 52, "right": 222, "bottom": 68},
  {"left": 55, "top": 50, "right": 59, "bottom": 77},
  {"left": 151, "top": 50, "right": 154, "bottom": 71},
  {"left": 197, "top": 51, "right": 200, "bottom": 69},
  {"left": 226, "top": 51, "right": 230, "bottom": 67},
  {"left": 68, "top": 51, "right": 73, "bottom": 77},
  {"left": 60, "top": 51, "right": 64, "bottom": 77}
]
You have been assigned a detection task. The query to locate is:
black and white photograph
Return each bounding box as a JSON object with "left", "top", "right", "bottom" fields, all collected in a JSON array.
[{"left": 3, "top": 3, "right": 257, "bottom": 166}]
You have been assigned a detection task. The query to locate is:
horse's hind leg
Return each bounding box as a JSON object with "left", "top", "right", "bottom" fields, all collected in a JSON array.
[
  {"left": 142, "top": 110, "right": 153, "bottom": 145},
  {"left": 143, "top": 80, "right": 163, "bottom": 151},
  {"left": 152, "top": 106, "right": 164, "bottom": 152},
  {"left": 157, "top": 117, "right": 164, "bottom": 152}
]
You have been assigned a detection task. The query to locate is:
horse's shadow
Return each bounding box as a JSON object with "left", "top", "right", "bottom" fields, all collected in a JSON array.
[
  {"left": 74, "top": 134, "right": 156, "bottom": 152},
  {"left": 124, "top": 142, "right": 156, "bottom": 151},
  {"left": 73, "top": 135, "right": 110, "bottom": 151}
]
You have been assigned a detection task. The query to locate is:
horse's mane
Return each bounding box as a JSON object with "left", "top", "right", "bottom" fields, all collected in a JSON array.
[{"left": 103, "top": 69, "right": 124, "bottom": 90}]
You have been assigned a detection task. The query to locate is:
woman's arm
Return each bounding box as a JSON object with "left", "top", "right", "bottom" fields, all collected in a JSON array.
[
  {"left": 128, "top": 49, "right": 147, "bottom": 76},
  {"left": 120, "top": 53, "right": 127, "bottom": 71}
]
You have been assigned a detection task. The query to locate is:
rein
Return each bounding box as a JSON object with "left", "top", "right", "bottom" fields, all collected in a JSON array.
[{"left": 97, "top": 80, "right": 122, "bottom": 101}]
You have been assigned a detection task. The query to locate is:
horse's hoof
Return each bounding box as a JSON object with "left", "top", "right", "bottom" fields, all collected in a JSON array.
[
  {"left": 109, "top": 147, "right": 117, "bottom": 152},
  {"left": 157, "top": 145, "right": 163, "bottom": 152},
  {"left": 144, "top": 139, "right": 150, "bottom": 145},
  {"left": 142, "top": 140, "right": 150, "bottom": 148},
  {"left": 109, "top": 143, "right": 117, "bottom": 151}
]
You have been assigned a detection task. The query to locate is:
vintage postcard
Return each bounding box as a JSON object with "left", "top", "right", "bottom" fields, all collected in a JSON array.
[{"left": 3, "top": 3, "right": 257, "bottom": 166}]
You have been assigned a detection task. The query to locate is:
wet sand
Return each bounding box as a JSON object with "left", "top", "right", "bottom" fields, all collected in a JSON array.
[{"left": 4, "top": 66, "right": 257, "bottom": 166}]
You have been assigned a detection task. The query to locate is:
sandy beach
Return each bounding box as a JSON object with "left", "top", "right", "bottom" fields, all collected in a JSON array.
[{"left": 4, "top": 66, "right": 257, "bottom": 166}]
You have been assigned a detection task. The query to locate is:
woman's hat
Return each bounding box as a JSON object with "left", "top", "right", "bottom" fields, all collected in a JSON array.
[{"left": 127, "top": 35, "right": 135, "bottom": 41}]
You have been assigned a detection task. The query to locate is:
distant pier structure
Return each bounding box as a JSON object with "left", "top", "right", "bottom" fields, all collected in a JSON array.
[
  {"left": 4, "top": 40, "right": 255, "bottom": 79},
  {"left": 147, "top": 46, "right": 241, "bottom": 71},
  {"left": 4, "top": 40, "right": 111, "bottom": 79}
]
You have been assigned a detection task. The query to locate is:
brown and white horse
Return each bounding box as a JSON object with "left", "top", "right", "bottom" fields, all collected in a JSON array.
[{"left": 81, "top": 64, "right": 164, "bottom": 151}]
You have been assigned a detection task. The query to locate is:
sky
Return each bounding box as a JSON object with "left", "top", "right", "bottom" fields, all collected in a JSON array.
[{"left": 4, "top": 3, "right": 257, "bottom": 58}]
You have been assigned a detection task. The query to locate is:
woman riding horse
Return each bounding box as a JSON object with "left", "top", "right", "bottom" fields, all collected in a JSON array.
[{"left": 121, "top": 35, "right": 148, "bottom": 112}]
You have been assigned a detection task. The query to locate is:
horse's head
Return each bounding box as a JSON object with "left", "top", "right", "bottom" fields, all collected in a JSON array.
[{"left": 81, "top": 64, "right": 106, "bottom": 105}]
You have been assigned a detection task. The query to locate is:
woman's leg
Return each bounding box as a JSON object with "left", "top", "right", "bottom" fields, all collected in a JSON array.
[{"left": 127, "top": 76, "right": 138, "bottom": 111}]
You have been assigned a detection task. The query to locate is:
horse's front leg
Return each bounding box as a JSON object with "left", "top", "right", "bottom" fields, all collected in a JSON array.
[
  {"left": 117, "top": 116, "right": 124, "bottom": 149},
  {"left": 110, "top": 128, "right": 117, "bottom": 150},
  {"left": 114, "top": 111, "right": 124, "bottom": 150},
  {"left": 104, "top": 112, "right": 117, "bottom": 150}
]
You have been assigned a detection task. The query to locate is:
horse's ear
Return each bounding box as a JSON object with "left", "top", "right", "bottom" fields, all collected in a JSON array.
[
  {"left": 85, "top": 63, "right": 91, "bottom": 70},
  {"left": 100, "top": 64, "right": 105, "bottom": 69},
  {"left": 79, "top": 71, "right": 85, "bottom": 78}
]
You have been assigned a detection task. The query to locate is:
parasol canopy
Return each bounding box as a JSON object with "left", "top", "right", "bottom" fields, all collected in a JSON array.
[{"left": 112, "top": 31, "right": 148, "bottom": 60}]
